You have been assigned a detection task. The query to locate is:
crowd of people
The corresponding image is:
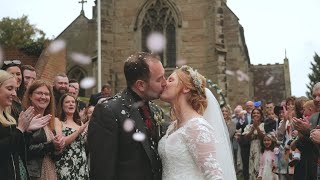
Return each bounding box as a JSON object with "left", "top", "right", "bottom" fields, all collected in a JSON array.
[
  {"left": 223, "top": 91, "right": 320, "bottom": 180},
  {"left": 1, "top": 53, "right": 320, "bottom": 180},
  {"left": 0, "top": 60, "right": 110, "bottom": 180}
]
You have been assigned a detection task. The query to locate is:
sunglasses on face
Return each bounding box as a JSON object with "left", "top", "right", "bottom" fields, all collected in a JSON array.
[{"left": 3, "top": 60, "right": 21, "bottom": 65}]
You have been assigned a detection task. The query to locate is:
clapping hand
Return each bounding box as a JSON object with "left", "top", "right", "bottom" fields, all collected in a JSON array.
[
  {"left": 53, "top": 134, "right": 65, "bottom": 152},
  {"left": 283, "top": 105, "right": 294, "bottom": 121},
  {"left": 292, "top": 117, "right": 310, "bottom": 133},
  {"left": 252, "top": 118, "right": 259, "bottom": 130},
  {"left": 27, "top": 114, "right": 52, "bottom": 131},
  {"left": 79, "top": 121, "right": 89, "bottom": 135},
  {"left": 310, "top": 128, "right": 320, "bottom": 144},
  {"left": 17, "top": 107, "right": 35, "bottom": 132}
]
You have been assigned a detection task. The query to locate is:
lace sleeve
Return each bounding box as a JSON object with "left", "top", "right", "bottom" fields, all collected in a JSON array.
[{"left": 183, "top": 119, "right": 223, "bottom": 180}]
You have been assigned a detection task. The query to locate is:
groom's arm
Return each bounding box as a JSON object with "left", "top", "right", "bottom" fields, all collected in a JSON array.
[{"left": 88, "top": 103, "right": 119, "bottom": 180}]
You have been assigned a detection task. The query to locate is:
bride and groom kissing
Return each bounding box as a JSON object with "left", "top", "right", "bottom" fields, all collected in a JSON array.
[{"left": 87, "top": 52, "right": 236, "bottom": 180}]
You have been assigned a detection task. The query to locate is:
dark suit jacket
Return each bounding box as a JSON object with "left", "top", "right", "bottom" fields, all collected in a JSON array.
[
  {"left": 88, "top": 89, "right": 164, "bottom": 180},
  {"left": 88, "top": 92, "right": 102, "bottom": 106}
]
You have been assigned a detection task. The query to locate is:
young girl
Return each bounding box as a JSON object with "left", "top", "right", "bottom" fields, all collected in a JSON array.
[{"left": 258, "top": 133, "right": 279, "bottom": 180}]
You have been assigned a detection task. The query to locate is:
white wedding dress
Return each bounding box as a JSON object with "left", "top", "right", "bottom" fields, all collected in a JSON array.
[
  {"left": 158, "top": 118, "right": 223, "bottom": 180},
  {"left": 158, "top": 89, "right": 236, "bottom": 180}
]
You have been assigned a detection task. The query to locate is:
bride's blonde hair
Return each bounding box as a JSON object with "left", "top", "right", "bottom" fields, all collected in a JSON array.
[
  {"left": 0, "top": 70, "right": 17, "bottom": 127},
  {"left": 171, "top": 65, "right": 207, "bottom": 120}
]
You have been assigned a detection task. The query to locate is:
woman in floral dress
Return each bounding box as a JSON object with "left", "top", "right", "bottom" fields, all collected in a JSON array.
[{"left": 55, "top": 94, "right": 89, "bottom": 180}]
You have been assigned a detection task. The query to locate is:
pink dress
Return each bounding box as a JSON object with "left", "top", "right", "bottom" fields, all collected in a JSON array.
[{"left": 258, "top": 150, "right": 278, "bottom": 180}]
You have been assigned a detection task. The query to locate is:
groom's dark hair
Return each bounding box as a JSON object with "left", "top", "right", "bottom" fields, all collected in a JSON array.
[{"left": 124, "top": 52, "right": 161, "bottom": 87}]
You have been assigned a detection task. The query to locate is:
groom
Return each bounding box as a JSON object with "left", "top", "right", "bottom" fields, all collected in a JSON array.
[{"left": 88, "top": 52, "right": 167, "bottom": 180}]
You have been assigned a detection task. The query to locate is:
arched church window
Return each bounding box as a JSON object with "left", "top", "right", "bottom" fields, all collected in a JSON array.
[
  {"left": 68, "top": 66, "right": 87, "bottom": 97},
  {"left": 141, "top": 0, "right": 176, "bottom": 67}
]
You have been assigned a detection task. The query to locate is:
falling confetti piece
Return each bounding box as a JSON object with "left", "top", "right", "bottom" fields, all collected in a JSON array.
[
  {"left": 132, "top": 101, "right": 144, "bottom": 108},
  {"left": 176, "top": 58, "right": 187, "bottom": 67},
  {"left": 147, "top": 32, "right": 166, "bottom": 53},
  {"left": 48, "top": 39, "right": 66, "bottom": 53},
  {"left": 80, "top": 77, "right": 96, "bottom": 89},
  {"left": 132, "top": 132, "right": 146, "bottom": 142},
  {"left": 265, "top": 76, "right": 274, "bottom": 86},
  {"left": 236, "top": 70, "right": 249, "bottom": 82},
  {"left": 225, "top": 70, "right": 235, "bottom": 76},
  {"left": 121, "top": 110, "right": 126, "bottom": 115},
  {"left": 70, "top": 52, "right": 91, "bottom": 65},
  {"left": 123, "top": 118, "right": 135, "bottom": 132}
]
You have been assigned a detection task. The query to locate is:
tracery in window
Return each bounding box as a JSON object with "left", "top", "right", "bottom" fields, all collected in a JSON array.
[{"left": 141, "top": 0, "right": 176, "bottom": 67}]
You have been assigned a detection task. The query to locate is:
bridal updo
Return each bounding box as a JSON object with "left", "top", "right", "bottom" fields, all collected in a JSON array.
[{"left": 175, "top": 65, "right": 207, "bottom": 115}]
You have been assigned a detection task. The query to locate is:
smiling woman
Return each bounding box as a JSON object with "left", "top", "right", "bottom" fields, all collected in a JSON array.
[
  {"left": 0, "top": 70, "right": 49, "bottom": 180},
  {"left": 22, "top": 80, "right": 61, "bottom": 180},
  {"left": 55, "top": 94, "right": 89, "bottom": 180}
]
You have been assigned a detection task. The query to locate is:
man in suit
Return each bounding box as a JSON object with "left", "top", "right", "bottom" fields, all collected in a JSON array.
[
  {"left": 88, "top": 52, "right": 167, "bottom": 180},
  {"left": 88, "top": 83, "right": 112, "bottom": 106}
]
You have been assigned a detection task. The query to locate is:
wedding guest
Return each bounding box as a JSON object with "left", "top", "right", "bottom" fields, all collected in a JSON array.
[
  {"left": 23, "top": 80, "right": 64, "bottom": 180},
  {"left": 264, "top": 110, "right": 277, "bottom": 134},
  {"left": 258, "top": 133, "right": 278, "bottom": 180},
  {"left": 88, "top": 83, "right": 112, "bottom": 106},
  {"left": 52, "top": 73, "right": 69, "bottom": 111},
  {"left": 55, "top": 94, "right": 89, "bottom": 180},
  {"left": 245, "top": 101, "right": 254, "bottom": 125},
  {"left": 2, "top": 60, "right": 25, "bottom": 120},
  {"left": 295, "top": 96, "right": 308, "bottom": 119},
  {"left": 236, "top": 105, "right": 251, "bottom": 180},
  {"left": 292, "top": 97, "right": 319, "bottom": 179},
  {"left": 0, "top": 70, "right": 48, "bottom": 180},
  {"left": 221, "top": 104, "right": 239, "bottom": 171},
  {"left": 243, "top": 108, "right": 265, "bottom": 180},
  {"left": 69, "top": 79, "right": 86, "bottom": 112},
  {"left": 273, "top": 105, "right": 289, "bottom": 180},
  {"left": 83, "top": 105, "right": 94, "bottom": 124},
  {"left": 21, "top": 65, "right": 37, "bottom": 88}
]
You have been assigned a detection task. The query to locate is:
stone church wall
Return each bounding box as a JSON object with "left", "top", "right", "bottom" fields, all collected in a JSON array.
[{"left": 57, "top": 0, "right": 291, "bottom": 109}]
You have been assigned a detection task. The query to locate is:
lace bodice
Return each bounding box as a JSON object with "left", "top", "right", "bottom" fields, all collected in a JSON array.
[{"left": 158, "top": 117, "right": 223, "bottom": 180}]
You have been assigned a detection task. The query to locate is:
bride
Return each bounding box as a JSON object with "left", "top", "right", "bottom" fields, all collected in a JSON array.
[{"left": 158, "top": 65, "right": 236, "bottom": 180}]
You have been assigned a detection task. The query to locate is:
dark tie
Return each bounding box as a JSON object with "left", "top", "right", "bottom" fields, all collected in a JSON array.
[{"left": 141, "top": 104, "right": 156, "bottom": 140}]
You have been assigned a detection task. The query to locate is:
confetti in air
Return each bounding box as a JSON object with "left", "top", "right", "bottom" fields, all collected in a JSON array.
[
  {"left": 176, "top": 58, "right": 187, "bottom": 67},
  {"left": 70, "top": 52, "right": 91, "bottom": 65},
  {"left": 123, "top": 119, "right": 135, "bottom": 132},
  {"left": 80, "top": 77, "right": 96, "bottom": 89},
  {"left": 236, "top": 70, "right": 250, "bottom": 82},
  {"left": 132, "top": 101, "right": 144, "bottom": 109},
  {"left": 265, "top": 76, "right": 274, "bottom": 86},
  {"left": 132, "top": 132, "right": 146, "bottom": 142},
  {"left": 225, "top": 70, "right": 235, "bottom": 76},
  {"left": 146, "top": 32, "right": 166, "bottom": 53},
  {"left": 48, "top": 39, "right": 66, "bottom": 53}
]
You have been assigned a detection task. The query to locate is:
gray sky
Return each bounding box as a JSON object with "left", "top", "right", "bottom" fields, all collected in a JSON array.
[
  {"left": 1, "top": 0, "right": 319, "bottom": 97},
  {"left": 228, "top": 0, "right": 320, "bottom": 97}
]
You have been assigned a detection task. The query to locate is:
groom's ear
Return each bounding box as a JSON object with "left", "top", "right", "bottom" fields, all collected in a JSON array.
[{"left": 135, "top": 80, "right": 147, "bottom": 92}]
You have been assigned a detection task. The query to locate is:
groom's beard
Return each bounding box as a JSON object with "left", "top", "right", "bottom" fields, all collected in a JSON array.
[{"left": 145, "top": 89, "right": 161, "bottom": 101}]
